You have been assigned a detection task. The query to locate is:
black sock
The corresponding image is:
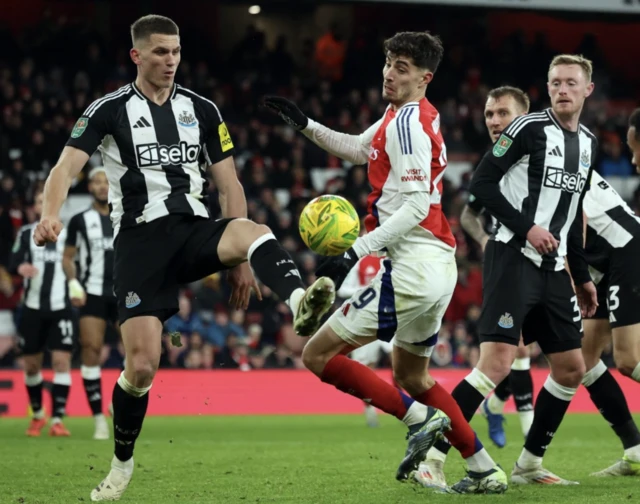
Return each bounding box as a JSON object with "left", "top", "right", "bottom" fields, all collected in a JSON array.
[
  {"left": 433, "top": 379, "right": 486, "bottom": 455},
  {"left": 52, "top": 373, "right": 71, "bottom": 420},
  {"left": 510, "top": 369, "right": 534, "bottom": 412},
  {"left": 585, "top": 368, "right": 640, "bottom": 449},
  {"left": 25, "top": 373, "right": 43, "bottom": 415},
  {"left": 249, "top": 237, "right": 304, "bottom": 301},
  {"left": 494, "top": 376, "right": 512, "bottom": 402},
  {"left": 82, "top": 365, "right": 104, "bottom": 415},
  {"left": 112, "top": 380, "right": 149, "bottom": 462},
  {"left": 83, "top": 378, "right": 103, "bottom": 416},
  {"left": 524, "top": 379, "right": 573, "bottom": 457}
]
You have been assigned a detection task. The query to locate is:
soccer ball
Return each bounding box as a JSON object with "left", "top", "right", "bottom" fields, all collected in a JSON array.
[{"left": 299, "top": 195, "right": 360, "bottom": 256}]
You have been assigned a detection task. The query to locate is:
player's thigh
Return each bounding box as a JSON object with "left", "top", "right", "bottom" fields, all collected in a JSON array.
[
  {"left": 303, "top": 320, "right": 374, "bottom": 375},
  {"left": 47, "top": 309, "right": 76, "bottom": 354},
  {"left": 478, "top": 241, "right": 542, "bottom": 346},
  {"left": 17, "top": 307, "right": 47, "bottom": 355},
  {"left": 114, "top": 216, "right": 184, "bottom": 325},
  {"left": 611, "top": 323, "right": 640, "bottom": 368},
  {"left": 120, "top": 315, "right": 164, "bottom": 371},
  {"left": 538, "top": 270, "right": 583, "bottom": 355},
  {"left": 607, "top": 241, "right": 640, "bottom": 329},
  {"left": 582, "top": 318, "right": 612, "bottom": 370},
  {"left": 179, "top": 217, "right": 237, "bottom": 283}
]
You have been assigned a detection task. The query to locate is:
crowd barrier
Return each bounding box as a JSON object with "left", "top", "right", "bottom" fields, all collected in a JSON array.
[{"left": 1, "top": 368, "right": 638, "bottom": 417}]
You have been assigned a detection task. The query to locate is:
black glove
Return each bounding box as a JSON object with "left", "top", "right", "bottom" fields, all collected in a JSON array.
[
  {"left": 315, "top": 248, "right": 359, "bottom": 291},
  {"left": 263, "top": 96, "right": 309, "bottom": 131}
]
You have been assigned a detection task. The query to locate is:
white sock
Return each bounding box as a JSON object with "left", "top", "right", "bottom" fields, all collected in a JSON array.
[
  {"left": 286, "top": 288, "right": 305, "bottom": 317},
  {"left": 111, "top": 455, "right": 134, "bottom": 477},
  {"left": 426, "top": 446, "right": 448, "bottom": 463},
  {"left": 95, "top": 413, "right": 106, "bottom": 421},
  {"left": 632, "top": 363, "right": 640, "bottom": 383},
  {"left": 517, "top": 447, "right": 542, "bottom": 470},
  {"left": 51, "top": 417, "right": 62, "bottom": 425},
  {"left": 465, "top": 368, "right": 496, "bottom": 397},
  {"left": 81, "top": 365, "right": 101, "bottom": 380},
  {"left": 511, "top": 357, "right": 531, "bottom": 371},
  {"left": 624, "top": 444, "right": 640, "bottom": 462},
  {"left": 518, "top": 411, "right": 534, "bottom": 437},
  {"left": 465, "top": 448, "right": 495, "bottom": 473},
  {"left": 486, "top": 394, "right": 506, "bottom": 414},
  {"left": 401, "top": 401, "right": 428, "bottom": 427},
  {"left": 33, "top": 409, "right": 45, "bottom": 420}
]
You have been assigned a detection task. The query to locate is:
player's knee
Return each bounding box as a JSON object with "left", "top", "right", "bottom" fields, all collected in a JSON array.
[
  {"left": 393, "top": 369, "right": 433, "bottom": 397},
  {"left": 23, "top": 360, "right": 40, "bottom": 375},
  {"left": 613, "top": 354, "right": 638, "bottom": 378},
  {"left": 301, "top": 344, "right": 326, "bottom": 377},
  {"left": 129, "top": 354, "right": 158, "bottom": 383},
  {"left": 555, "top": 360, "right": 586, "bottom": 388},
  {"left": 51, "top": 355, "right": 71, "bottom": 373}
]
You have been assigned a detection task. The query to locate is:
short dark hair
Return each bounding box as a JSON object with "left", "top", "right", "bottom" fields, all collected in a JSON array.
[
  {"left": 131, "top": 15, "right": 179, "bottom": 45},
  {"left": 487, "top": 86, "right": 530, "bottom": 113},
  {"left": 629, "top": 108, "right": 640, "bottom": 139},
  {"left": 383, "top": 31, "right": 444, "bottom": 73}
]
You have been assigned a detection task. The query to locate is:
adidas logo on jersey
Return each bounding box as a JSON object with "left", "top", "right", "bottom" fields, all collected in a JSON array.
[
  {"left": 135, "top": 141, "right": 201, "bottom": 167},
  {"left": 543, "top": 166, "right": 587, "bottom": 194},
  {"left": 133, "top": 117, "right": 151, "bottom": 128},
  {"left": 125, "top": 291, "right": 141, "bottom": 309},
  {"left": 548, "top": 146, "right": 562, "bottom": 157},
  {"left": 498, "top": 312, "right": 514, "bottom": 329}
]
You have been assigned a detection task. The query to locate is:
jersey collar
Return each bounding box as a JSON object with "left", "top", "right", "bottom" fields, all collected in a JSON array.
[{"left": 132, "top": 82, "right": 177, "bottom": 105}]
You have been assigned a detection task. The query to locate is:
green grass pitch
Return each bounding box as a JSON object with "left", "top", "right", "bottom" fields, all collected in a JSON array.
[{"left": 2, "top": 414, "right": 638, "bottom": 503}]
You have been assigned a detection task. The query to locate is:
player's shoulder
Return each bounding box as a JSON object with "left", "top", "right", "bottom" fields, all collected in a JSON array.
[
  {"left": 503, "top": 110, "right": 552, "bottom": 138},
  {"left": 84, "top": 84, "right": 134, "bottom": 118},
  {"left": 174, "top": 84, "right": 222, "bottom": 120}
]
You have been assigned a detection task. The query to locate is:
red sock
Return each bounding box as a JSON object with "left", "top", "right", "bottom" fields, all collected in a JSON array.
[
  {"left": 414, "top": 383, "right": 480, "bottom": 458},
  {"left": 321, "top": 355, "right": 411, "bottom": 421}
]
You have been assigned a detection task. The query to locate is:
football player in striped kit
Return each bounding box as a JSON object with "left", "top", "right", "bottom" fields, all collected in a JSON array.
[
  {"left": 63, "top": 167, "right": 115, "bottom": 440},
  {"left": 10, "top": 189, "right": 75, "bottom": 437}
]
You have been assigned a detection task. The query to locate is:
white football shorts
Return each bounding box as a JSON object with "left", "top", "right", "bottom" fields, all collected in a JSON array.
[
  {"left": 350, "top": 339, "right": 393, "bottom": 366},
  {"left": 329, "top": 258, "right": 457, "bottom": 357}
]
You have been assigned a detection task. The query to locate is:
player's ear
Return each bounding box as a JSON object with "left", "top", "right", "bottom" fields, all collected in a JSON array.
[
  {"left": 130, "top": 47, "right": 141, "bottom": 66},
  {"left": 585, "top": 81, "right": 595, "bottom": 98},
  {"left": 422, "top": 71, "right": 434, "bottom": 86}
]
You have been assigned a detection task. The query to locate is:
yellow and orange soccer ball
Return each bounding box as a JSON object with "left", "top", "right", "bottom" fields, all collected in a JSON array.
[{"left": 299, "top": 195, "right": 360, "bottom": 256}]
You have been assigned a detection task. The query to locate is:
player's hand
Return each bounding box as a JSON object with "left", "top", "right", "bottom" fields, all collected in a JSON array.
[
  {"left": 262, "top": 96, "right": 309, "bottom": 131},
  {"left": 34, "top": 217, "right": 64, "bottom": 246},
  {"left": 227, "top": 262, "right": 262, "bottom": 310},
  {"left": 575, "top": 281, "right": 598, "bottom": 318},
  {"left": 17, "top": 263, "right": 39, "bottom": 278},
  {"left": 526, "top": 225, "right": 559, "bottom": 255},
  {"left": 315, "top": 248, "right": 359, "bottom": 291},
  {"left": 68, "top": 279, "right": 86, "bottom": 307}
]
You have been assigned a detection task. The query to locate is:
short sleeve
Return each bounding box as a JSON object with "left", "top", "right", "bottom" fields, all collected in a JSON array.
[
  {"left": 202, "top": 101, "right": 235, "bottom": 166},
  {"left": 386, "top": 109, "right": 432, "bottom": 193},
  {"left": 65, "top": 214, "right": 82, "bottom": 248},
  {"left": 65, "top": 99, "right": 112, "bottom": 155},
  {"left": 484, "top": 115, "right": 536, "bottom": 174}
]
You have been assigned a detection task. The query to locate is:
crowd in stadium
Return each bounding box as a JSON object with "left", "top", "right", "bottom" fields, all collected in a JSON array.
[{"left": 0, "top": 14, "right": 636, "bottom": 371}]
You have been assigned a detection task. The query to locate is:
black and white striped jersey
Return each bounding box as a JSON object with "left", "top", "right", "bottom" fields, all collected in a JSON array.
[
  {"left": 65, "top": 82, "right": 235, "bottom": 236},
  {"left": 584, "top": 171, "right": 640, "bottom": 276},
  {"left": 469, "top": 109, "right": 596, "bottom": 285},
  {"left": 9, "top": 224, "right": 70, "bottom": 312},
  {"left": 66, "top": 207, "right": 114, "bottom": 298}
]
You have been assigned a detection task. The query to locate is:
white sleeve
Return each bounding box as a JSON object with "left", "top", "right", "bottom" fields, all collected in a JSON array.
[
  {"left": 301, "top": 118, "right": 383, "bottom": 165},
  {"left": 352, "top": 191, "right": 430, "bottom": 257},
  {"left": 385, "top": 109, "right": 432, "bottom": 194}
]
